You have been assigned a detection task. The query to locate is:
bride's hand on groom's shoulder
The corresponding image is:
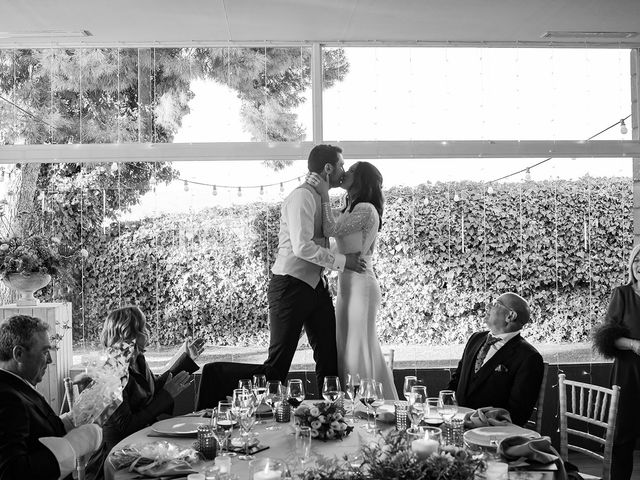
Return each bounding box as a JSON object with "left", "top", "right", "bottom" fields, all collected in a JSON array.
[
  {"left": 306, "top": 173, "right": 329, "bottom": 197},
  {"left": 345, "top": 251, "right": 366, "bottom": 273}
]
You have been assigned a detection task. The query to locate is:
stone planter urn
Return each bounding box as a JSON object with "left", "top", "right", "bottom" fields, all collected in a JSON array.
[{"left": 3, "top": 272, "right": 52, "bottom": 306}]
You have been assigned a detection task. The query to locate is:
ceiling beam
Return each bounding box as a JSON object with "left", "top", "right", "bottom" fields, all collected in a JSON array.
[{"left": 0, "top": 140, "right": 638, "bottom": 164}]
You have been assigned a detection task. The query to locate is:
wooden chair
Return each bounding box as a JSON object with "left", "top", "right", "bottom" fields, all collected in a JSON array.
[
  {"left": 558, "top": 373, "right": 620, "bottom": 480},
  {"left": 526, "top": 361, "right": 549, "bottom": 433}
]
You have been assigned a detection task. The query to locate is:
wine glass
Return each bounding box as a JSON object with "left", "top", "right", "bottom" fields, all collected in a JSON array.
[
  {"left": 252, "top": 374, "right": 267, "bottom": 423},
  {"left": 238, "top": 378, "right": 253, "bottom": 392},
  {"left": 359, "top": 379, "right": 379, "bottom": 432},
  {"left": 370, "top": 381, "right": 385, "bottom": 430},
  {"left": 345, "top": 373, "right": 360, "bottom": 423},
  {"left": 424, "top": 397, "right": 443, "bottom": 426},
  {"left": 214, "top": 402, "right": 237, "bottom": 457},
  {"left": 237, "top": 407, "right": 256, "bottom": 461},
  {"left": 287, "top": 379, "right": 305, "bottom": 429},
  {"left": 295, "top": 425, "right": 312, "bottom": 467},
  {"left": 322, "top": 376, "right": 341, "bottom": 403},
  {"left": 408, "top": 385, "right": 428, "bottom": 427},
  {"left": 403, "top": 376, "right": 418, "bottom": 401},
  {"left": 264, "top": 380, "right": 284, "bottom": 431},
  {"left": 438, "top": 390, "right": 458, "bottom": 425}
]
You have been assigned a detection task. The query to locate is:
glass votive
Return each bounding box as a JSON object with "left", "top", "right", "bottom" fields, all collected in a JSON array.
[
  {"left": 215, "top": 456, "right": 231, "bottom": 478},
  {"left": 275, "top": 401, "right": 291, "bottom": 422},
  {"left": 197, "top": 425, "right": 212, "bottom": 451},
  {"left": 449, "top": 417, "right": 464, "bottom": 447},
  {"left": 485, "top": 460, "right": 509, "bottom": 480},
  {"left": 394, "top": 401, "right": 409, "bottom": 431},
  {"left": 410, "top": 426, "right": 442, "bottom": 459},
  {"left": 203, "top": 464, "right": 220, "bottom": 480},
  {"left": 249, "top": 457, "right": 286, "bottom": 480},
  {"left": 199, "top": 431, "right": 218, "bottom": 460}
]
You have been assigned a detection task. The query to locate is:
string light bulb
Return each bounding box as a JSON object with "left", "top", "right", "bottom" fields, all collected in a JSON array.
[
  {"left": 0, "top": 169, "right": 4, "bottom": 182},
  {"left": 110, "top": 162, "right": 118, "bottom": 173},
  {"left": 487, "top": 186, "right": 494, "bottom": 195},
  {"left": 453, "top": 192, "right": 460, "bottom": 202},
  {"left": 525, "top": 168, "right": 531, "bottom": 181},
  {"left": 423, "top": 196, "right": 429, "bottom": 207},
  {"left": 260, "top": 186, "right": 264, "bottom": 195},
  {"left": 183, "top": 181, "right": 189, "bottom": 192},
  {"left": 212, "top": 185, "right": 217, "bottom": 196},
  {"left": 237, "top": 187, "right": 242, "bottom": 197},
  {"left": 280, "top": 182, "right": 284, "bottom": 193},
  {"left": 620, "top": 119, "right": 628, "bottom": 135}
]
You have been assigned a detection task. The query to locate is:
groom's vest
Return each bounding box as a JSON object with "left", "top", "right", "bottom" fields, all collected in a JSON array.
[{"left": 271, "top": 187, "right": 327, "bottom": 288}]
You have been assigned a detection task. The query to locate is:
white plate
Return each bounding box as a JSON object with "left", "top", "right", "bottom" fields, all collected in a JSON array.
[
  {"left": 463, "top": 425, "right": 540, "bottom": 447},
  {"left": 151, "top": 417, "right": 210, "bottom": 435}
]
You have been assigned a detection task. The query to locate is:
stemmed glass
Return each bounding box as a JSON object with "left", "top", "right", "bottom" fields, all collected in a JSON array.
[
  {"left": 322, "top": 376, "right": 341, "bottom": 403},
  {"left": 287, "top": 379, "right": 305, "bottom": 429},
  {"left": 252, "top": 374, "right": 267, "bottom": 424},
  {"left": 232, "top": 389, "right": 257, "bottom": 461},
  {"left": 238, "top": 378, "right": 253, "bottom": 391},
  {"left": 438, "top": 390, "right": 458, "bottom": 426},
  {"left": 359, "top": 379, "right": 380, "bottom": 432},
  {"left": 345, "top": 373, "right": 360, "bottom": 423},
  {"left": 214, "top": 402, "right": 237, "bottom": 457},
  {"left": 370, "top": 381, "right": 385, "bottom": 430},
  {"left": 264, "top": 380, "right": 284, "bottom": 431},
  {"left": 408, "top": 385, "right": 428, "bottom": 428},
  {"left": 403, "top": 376, "right": 418, "bottom": 401}
]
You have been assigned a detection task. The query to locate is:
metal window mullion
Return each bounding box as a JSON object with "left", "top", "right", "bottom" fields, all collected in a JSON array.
[{"left": 311, "top": 43, "right": 323, "bottom": 143}]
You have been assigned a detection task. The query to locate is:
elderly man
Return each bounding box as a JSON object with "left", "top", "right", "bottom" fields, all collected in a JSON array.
[
  {"left": 447, "top": 292, "right": 544, "bottom": 426},
  {"left": 0, "top": 315, "right": 102, "bottom": 480}
]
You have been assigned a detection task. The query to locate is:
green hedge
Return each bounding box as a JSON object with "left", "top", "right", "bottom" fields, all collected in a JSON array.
[{"left": 72, "top": 177, "right": 632, "bottom": 347}]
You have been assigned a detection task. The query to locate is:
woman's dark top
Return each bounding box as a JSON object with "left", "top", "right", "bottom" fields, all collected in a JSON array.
[{"left": 593, "top": 284, "right": 640, "bottom": 443}]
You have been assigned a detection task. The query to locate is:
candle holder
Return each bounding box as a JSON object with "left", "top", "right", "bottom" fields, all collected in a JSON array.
[
  {"left": 275, "top": 402, "right": 291, "bottom": 423},
  {"left": 394, "top": 401, "right": 410, "bottom": 431},
  {"left": 197, "top": 427, "right": 218, "bottom": 460},
  {"left": 249, "top": 457, "right": 286, "bottom": 480},
  {"left": 409, "top": 426, "right": 442, "bottom": 459}
]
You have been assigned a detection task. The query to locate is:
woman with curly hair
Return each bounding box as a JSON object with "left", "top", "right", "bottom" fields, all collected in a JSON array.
[{"left": 593, "top": 243, "right": 640, "bottom": 480}]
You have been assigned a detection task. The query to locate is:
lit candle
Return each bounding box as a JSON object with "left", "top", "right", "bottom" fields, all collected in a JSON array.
[
  {"left": 253, "top": 469, "right": 281, "bottom": 480},
  {"left": 215, "top": 456, "right": 231, "bottom": 474},
  {"left": 411, "top": 437, "right": 439, "bottom": 458}
]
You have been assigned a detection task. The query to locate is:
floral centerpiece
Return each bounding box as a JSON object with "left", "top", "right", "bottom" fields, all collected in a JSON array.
[
  {"left": 298, "top": 430, "right": 485, "bottom": 480},
  {"left": 294, "top": 402, "right": 354, "bottom": 441}
]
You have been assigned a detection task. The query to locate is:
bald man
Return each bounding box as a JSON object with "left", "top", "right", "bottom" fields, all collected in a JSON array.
[{"left": 447, "top": 292, "right": 544, "bottom": 426}]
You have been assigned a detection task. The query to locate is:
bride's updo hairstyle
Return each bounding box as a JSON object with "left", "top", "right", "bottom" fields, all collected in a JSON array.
[{"left": 345, "top": 161, "right": 384, "bottom": 230}]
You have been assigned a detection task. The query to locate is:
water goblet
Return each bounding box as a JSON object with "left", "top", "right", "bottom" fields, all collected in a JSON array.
[
  {"left": 264, "top": 380, "right": 284, "bottom": 431},
  {"left": 437, "top": 390, "right": 458, "bottom": 423},
  {"left": 408, "top": 385, "right": 428, "bottom": 427},
  {"left": 424, "top": 397, "right": 443, "bottom": 426},
  {"left": 252, "top": 374, "right": 267, "bottom": 423},
  {"left": 237, "top": 407, "right": 256, "bottom": 461},
  {"left": 345, "top": 373, "right": 360, "bottom": 423},
  {"left": 215, "top": 402, "right": 237, "bottom": 457},
  {"left": 238, "top": 378, "right": 253, "bottom": 392},
  {"left": 295, "top": 425, "right": 312, "bottom": 467},
  {"left": 322, "top": 376, "right": 341, "bottom": 403},
  {"left": 359, "top": 378, "right": 379, "bottom": 432},
  {"left": 403, "top": 376, "right": 418, "bottom": 401},
  {"left": 286, "top": 379, "right": 305, "bottom": 429}
]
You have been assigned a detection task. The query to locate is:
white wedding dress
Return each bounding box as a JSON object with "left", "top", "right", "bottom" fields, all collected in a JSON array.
[{"left": 322, "top": 201, "right": 399, "bottom": 400}]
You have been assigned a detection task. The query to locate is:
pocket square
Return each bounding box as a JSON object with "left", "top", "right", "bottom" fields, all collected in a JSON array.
[{"left": 494, "top": 364, "right": 509, "bottom": 373}]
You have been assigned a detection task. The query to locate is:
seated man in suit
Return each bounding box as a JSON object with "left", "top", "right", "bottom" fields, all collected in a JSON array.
[
  {"left": 0, "top": 315, "right": 103, "bottom": 480},
  {"left": 447, "top": 292, "right": 544, "bottom": 427}
]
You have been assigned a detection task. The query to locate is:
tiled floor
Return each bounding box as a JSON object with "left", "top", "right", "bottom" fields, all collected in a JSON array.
[{"left": 571, "top": 451, "right": 640, "bottom": 479}]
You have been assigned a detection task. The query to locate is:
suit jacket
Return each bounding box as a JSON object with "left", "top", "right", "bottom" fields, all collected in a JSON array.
[
  {"left": 447, "top": 331, "right": 544, "bottom": 426},
  {"left": 0, "top": 369, "right": 69, "bottom": 480}
]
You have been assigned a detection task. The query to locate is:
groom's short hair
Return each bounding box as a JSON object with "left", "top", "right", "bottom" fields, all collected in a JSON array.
[{"left": 308, "top": 144, "right": 342, "bottom": 174}]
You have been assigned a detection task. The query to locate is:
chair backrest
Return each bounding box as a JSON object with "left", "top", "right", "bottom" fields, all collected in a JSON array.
[
  {"left": 383, "top": 349, "right": 395, "bottom": 371},
  {"left": 526, "top": 362, "right": 549, "bottom": 433},
  {"left": 558, "top": 373, "right": 620, "bottom": 480}
]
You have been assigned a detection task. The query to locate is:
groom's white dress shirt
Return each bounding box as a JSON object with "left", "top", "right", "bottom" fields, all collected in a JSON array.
[{"left": 272, "top": 187, "right": 346, "bottom": 288}]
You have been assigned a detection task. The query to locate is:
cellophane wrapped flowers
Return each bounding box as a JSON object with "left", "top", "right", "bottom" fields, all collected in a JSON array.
[{"left": 71, "top": 342, "right": 134, "bottom": 427}]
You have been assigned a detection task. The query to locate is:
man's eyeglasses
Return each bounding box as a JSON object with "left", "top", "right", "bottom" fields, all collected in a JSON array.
[{"left": 486, "top": 299, "right": 515, "bottom": 316}]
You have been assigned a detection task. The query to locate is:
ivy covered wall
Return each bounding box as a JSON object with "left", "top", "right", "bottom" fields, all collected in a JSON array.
[{"left": 73, "top": 177, "right": 632, "bottom": 347}]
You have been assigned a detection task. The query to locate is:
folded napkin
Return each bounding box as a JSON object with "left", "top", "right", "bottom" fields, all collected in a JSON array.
[
  {"left": 464, "top": 407, "right": 512, "bottom": 428},
  {"left": 499, "top": 435, "right": 567, "bottom": 480}
]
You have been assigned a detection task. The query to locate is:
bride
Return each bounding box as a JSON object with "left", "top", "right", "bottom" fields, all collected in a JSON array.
[{"left": 308, "top": 162, "right": 398, "bottom": 399}]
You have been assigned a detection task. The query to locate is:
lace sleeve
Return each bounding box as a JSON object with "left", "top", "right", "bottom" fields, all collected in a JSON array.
[{"left": 323, "top": 202, "right": 377, "bottom": 238}]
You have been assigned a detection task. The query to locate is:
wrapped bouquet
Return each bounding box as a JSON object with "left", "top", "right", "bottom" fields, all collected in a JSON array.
[
  {"left": 109, "top": 441, "right": 200, "bottom": 477},
  {"left": 71, "top": 342, "right": 134, "bottom": 427},
  {"left": 294, "top": 402, "right": 354, "bottom": 441}
]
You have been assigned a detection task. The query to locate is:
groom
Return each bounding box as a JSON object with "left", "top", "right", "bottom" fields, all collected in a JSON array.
[{"left": 264, "top": 144, "right": 365, "bottom": 393}]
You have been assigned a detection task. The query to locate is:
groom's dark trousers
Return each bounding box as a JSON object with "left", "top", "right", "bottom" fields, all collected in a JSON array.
[{"left": 265, "top": 273, "right": 338, "bottom": 394}]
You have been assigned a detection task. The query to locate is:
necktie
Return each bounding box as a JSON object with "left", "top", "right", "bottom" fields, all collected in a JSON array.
[{"left": 474, "top": 334, "right": 501, "bottom": 373}]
